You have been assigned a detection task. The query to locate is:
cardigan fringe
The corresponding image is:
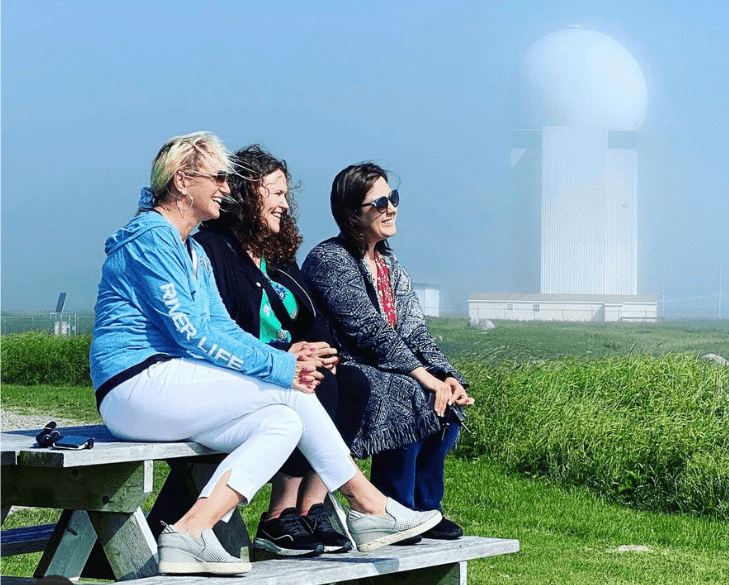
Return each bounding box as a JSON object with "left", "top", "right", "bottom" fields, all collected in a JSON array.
[{"left": 349, "top": 408, "right": 443, "bottom": 459}]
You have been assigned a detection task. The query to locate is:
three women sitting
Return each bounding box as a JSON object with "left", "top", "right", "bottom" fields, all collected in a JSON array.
[
  {"left": 90, "top": 132, "right": 442, "bottom": 575},
  {"left": 195, "top": 145, "right": 474, "bottom": 552}
]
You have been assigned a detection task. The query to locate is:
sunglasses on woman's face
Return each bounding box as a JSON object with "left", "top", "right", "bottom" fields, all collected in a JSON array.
[
  {"left": 187, "top": 170, "right": 229, "bottom": 185},
  {"left": 360, "top": 189, "right": 400, "bottom": 212}
]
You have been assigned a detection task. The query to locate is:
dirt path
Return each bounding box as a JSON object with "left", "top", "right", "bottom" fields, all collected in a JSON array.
[{"left": 1, "top": 409, "right": 84, "bottom": 431}]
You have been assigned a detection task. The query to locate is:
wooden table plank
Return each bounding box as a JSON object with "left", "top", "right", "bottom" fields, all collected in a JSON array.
[
  {"left": 119, "top": 536, "right": 519, "bottom": 585},
  {"left": 2, "top": 426, "right": 221, "bottom": 469},
  {"left": 2, "top": 460, "right": 153, "bottom": 512},
  {"left": 1, "top": 523, "right": 57, "bottom": 556},
  {"left": 2, "top": 578, "right": 107, "bottom": 585}
]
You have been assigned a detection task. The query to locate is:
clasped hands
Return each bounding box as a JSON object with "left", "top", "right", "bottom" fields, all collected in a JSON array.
[
  {"left": 410, "top": 367, "right": 474, "bottom": 417},
  {"left": 289, "top": 341, "right": 339, "bottom": 393}
]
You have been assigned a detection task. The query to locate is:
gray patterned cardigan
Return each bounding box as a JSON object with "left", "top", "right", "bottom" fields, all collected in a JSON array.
[{"left": 301, "top": 236, "right": 467, "bottom": 458}]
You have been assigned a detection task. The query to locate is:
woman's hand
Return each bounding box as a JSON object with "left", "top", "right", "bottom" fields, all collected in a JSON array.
[
  {"left": 289, "top": 341, "right": 339, "bottom": 374},
  {"left": 410, "top": 367, "right": 451, "bottom": 417},
  {"left": 304, "top": 341, "right": 339, "bottom": 374},
  {"left": 445, "top": 377, "right": 474, "bottom": 407},
  {"left": 293, "top": 358, "right": 324, "bottom": 394}
]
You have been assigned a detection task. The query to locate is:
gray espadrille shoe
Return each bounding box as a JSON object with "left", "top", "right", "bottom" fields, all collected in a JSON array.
[
  {"left": 157, "top": 523, "right": 251, "bottom": 575},
  {"left": 346, "top": 498, "right": 442, "bottom": 552}
]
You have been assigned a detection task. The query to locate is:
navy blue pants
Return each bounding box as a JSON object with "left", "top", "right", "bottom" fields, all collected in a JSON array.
[{"left": 369, "top": 421, "right": 460, "bottom": 512}]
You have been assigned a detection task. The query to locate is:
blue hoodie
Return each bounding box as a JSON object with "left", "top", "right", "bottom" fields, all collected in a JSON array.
[{"left": 90, "top": 212, "right": 296, "bottom": 404}]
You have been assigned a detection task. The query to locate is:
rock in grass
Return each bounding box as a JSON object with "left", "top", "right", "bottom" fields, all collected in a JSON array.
[
  {"left": 701, "top": 353, "right": 728, "bottom": 367},
  {"left": 469, "top": 318, "right": 495, "bottom": 331},
  {"left": 617, "top": 545, "right": 649, "bottom": 552}
]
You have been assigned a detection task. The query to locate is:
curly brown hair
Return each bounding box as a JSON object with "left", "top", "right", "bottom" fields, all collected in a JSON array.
[{"left": 204, "top": 144, "right": 302, "bottom": 264}]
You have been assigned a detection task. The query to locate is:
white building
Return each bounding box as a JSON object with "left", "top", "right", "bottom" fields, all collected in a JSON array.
[
  {"left": 512, "top": 126, "right": 639, "bottom": 295},
  {"left": 469, "top": 293, "right": 657, "bottom": 323},
  {"left": 471, "top": 26, "right": 657, "bottom": 322},
  {"left": 414, "top": 283, "right": 440, "bottom": 317}
]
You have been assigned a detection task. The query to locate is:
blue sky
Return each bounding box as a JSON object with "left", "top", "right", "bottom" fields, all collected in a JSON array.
[{"left": 2, "top": 0, "right": 728, "bottom": 317}]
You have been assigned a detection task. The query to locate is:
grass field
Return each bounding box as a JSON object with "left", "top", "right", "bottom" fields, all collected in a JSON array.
[
  {"left": 428, "top": 318, "right": 729, "bottom": 363},
  {"left": 4, "top": 457, "right": 727, "bottom": 584},
  {"left": 457, "top": 352, "right": 729, "bottom": 519},
  {"left": 2, "top": 318, "right": 728, "bottom": 582}
]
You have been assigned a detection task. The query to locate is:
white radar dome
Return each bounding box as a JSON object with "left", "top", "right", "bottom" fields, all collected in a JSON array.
[{"left": 515, "top": 26, "right": 647, "bottom": 130}]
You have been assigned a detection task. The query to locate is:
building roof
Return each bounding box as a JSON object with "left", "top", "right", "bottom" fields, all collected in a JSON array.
[{"left": 469, "top": 292, "right": 657, "bottom": 303}]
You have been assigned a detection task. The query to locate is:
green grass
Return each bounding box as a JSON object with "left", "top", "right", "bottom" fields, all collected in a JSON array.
[
  {"left": 1, "top": 331, "right": 92, "bottom": 385},
  {"left": 456, "top": 353, "right": 729, "bottom": 520},
  {"left": 2, "top": 319, "right": 728, "bottom": 580},
  {"left": 3, "top": 319, "right": 726, "bottom": 384},
  {"left": 428, "top": 318, "right": 729, "bottom": 363},
  {"left": 3, "top": 459, "right": 727, "bottom": 583},
  {"left": 1, "top": 384, "right": 101, "bottom": 423},
  {"left": 447, "top": 458, "right": 728, "bottom": 584}
]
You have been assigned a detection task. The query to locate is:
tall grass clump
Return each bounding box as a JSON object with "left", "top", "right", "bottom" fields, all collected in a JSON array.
[
  {"left": 1, "top": 332, "right": 92, "bottom": 386},
  {"left": 456, "top": 352, "right": 729, "bottom": 520}
]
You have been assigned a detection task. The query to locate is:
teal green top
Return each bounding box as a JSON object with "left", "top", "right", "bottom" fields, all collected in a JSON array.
[{"left": 259, "top": 257, "right": 298, "bottom": 345}]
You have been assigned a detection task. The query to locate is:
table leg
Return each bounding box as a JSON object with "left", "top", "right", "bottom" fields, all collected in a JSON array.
[
  {"left": 34, "top": 509, "right": 97, "bottom": 579},
  {"left": 3, "top": 459, "right": 154, "bottom": 580},
  {"left": 87, "top": 507, "right": 158, "bottom": 580}
]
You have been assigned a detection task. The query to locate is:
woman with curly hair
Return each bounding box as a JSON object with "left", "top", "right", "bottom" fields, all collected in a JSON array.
[{"left": 194, "top": 145, "right": 368, "bottom": 556}]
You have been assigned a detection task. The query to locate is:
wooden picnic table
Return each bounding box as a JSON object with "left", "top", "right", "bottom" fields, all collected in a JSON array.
[
  {"left": 1, "top": 424, "right": 250, "bottom": 580},
  {"left": 1, "top": 424, "right": 519, "bottom": 583}
]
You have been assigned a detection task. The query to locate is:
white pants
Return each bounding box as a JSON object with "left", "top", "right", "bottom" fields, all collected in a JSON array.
[{"left": 100, "top": 358, "right": 355, "bottom": 517}]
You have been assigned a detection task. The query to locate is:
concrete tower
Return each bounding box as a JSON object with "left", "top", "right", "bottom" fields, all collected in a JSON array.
[{"left": 511, "top": 26, "right": 648, "bottom": 295}]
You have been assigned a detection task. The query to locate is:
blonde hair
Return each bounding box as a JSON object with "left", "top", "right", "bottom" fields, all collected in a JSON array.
[{"left": 150, "top": 131, "right": 232, "bottom": 202}]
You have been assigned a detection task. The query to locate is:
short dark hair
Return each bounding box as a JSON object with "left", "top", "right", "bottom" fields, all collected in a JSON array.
[
  {"left": 204, "top": 144, "right": 301, "bottom": 263},
  {"left": 330, "top": 162, "right": 391, "bottom": 255}
]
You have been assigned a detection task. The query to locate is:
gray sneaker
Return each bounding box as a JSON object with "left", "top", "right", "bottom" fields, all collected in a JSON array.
[
  {"left": 158, "top": 523, "right": 252, "bottom": 575},
  {"left": 346, "top": 498, "right": 442, "bottom": 552}
]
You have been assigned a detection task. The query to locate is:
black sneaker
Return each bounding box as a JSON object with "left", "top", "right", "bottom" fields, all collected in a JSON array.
[
  {"left": 421, "top": 517, "right": 463, "bottom": 540},
  {"left": 390, "top": 535, "right": 422, "bottom": 546},
  {"left": 253, "top": 508, "right": 325, "bottom": 556},
  {"left": 300, "top": 503, "right": 353, "bottom": 553}
]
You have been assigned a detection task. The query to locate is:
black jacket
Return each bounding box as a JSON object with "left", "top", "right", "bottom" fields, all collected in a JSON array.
[
  {"left": 194, "top": 226, "right": 370, "bottom": 457},
  {"left": 193, "top": 226, "right": 332, "bottom": 350}
]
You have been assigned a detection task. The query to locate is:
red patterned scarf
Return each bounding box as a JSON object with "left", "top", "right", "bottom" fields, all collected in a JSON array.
[{"left": 374, "top": 251, "right": 397, "bottom": 327}]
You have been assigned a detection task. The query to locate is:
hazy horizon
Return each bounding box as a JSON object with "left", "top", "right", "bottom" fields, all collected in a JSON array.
[{"left": 2, "top": 1, "right": 727, "bottom": 320}]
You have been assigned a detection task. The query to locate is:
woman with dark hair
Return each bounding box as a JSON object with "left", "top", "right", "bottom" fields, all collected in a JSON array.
[
  {"left": 194, "top": 145, "right": 366, "bottom": 556},
  {"left": 302, "top": 163, "right": 474, "bottom": 540},
  {"left": 90, "top": 135, "right": 442, "bottom": 575}
]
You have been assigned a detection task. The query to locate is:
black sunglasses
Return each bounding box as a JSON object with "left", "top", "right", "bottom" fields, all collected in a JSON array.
[
  {"left": 360, "top": 189, "right": 399, "bottom": 212},
  {"left": 187, "top": 170, "right": 229, "bottom": 184}
]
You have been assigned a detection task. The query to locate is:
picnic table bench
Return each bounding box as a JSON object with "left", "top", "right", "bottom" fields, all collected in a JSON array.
[{"left": 2, "top": 423, "right": 519, "bottom": 583}]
